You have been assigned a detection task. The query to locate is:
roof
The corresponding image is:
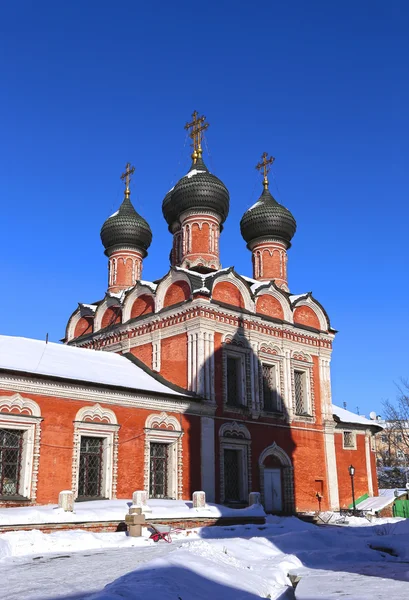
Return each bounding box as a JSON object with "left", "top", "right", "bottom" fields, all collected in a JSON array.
[
  {"left": 356, "top": 488, "right": 407, "bottom": 512},
  {"left": 332, "top": 405, "right": 383, "bottom": 429},
  {"left": 0, "top": 335, "right": 187, "bottom": 397}
]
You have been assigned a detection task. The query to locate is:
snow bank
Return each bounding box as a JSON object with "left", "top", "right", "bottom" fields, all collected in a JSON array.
[{"left": 0, "top": 498, "right": 266, "bottom": 526}]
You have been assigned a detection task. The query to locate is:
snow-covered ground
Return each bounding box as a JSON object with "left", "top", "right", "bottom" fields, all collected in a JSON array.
[
  {"left": 0, "top": 498, "right": 265, "bottom": 526},
  {"left": 1, "top": 515, "right": 409, "bottom": 599}
]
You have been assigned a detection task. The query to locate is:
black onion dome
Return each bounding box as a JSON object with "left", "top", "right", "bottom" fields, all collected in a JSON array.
[
  {"left": 240, "top": 187, "right": 296, "bottom": 247},
  {"left": 100, "top": 193, "right": 152, "bottom": 256},
  {"left": 162, "top": 156, "right": 230, "bottom": 229}
]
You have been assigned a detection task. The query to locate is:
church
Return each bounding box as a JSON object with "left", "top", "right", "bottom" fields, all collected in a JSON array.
[{"left": 0, "top": 112, "right": 381, "bottom": 512}]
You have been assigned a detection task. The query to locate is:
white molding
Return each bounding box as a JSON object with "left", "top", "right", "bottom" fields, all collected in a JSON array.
[
  {"left": 219, "top": 421, "right": 252, "bottom": 503},
  {"left": 72, "top": 422, "right": 119, "bottom": 500},
  {"left": 219, "top": 421, "right": 251, "bottom": 440},
  {"left": 122, "top": 284, "right": 156, "bottom": 322},
  {"left": 258, "top": 442, "right": 294, "bottom": 513},
  {"left": 211, "top": 272, "right": 254, "bottom": 312},
  {"left": 291, "top": 297, "right": 328, "bottom": 331},
  {"left": 0, "top": 394, "right": 42, "bottom": 501},
  {"left": 0, "top": 393, "right": 41, "bottom": 417},
  {"left": 145, "top": 411, "right": 181, "bottom": 431},
  {"left": 201, "top": 416, "right": 215, "bottom": 501},
  {"left": 75, "top": 403, "right": 118, "bottom": 425},
  {"left": 94, "top": 297, "right": 122, "bottom": 332},
  {"left": 254, "top": 287, "right": 293, "bottom": 322},
  {"left": 0, "top": 375, "right": 215, "bottom": 416},
  {"left": 155, "top": 271, "right": 192, "bottom": 312},
  {"left": 144, "top": 412, "right": 183, "bottom": 499}
]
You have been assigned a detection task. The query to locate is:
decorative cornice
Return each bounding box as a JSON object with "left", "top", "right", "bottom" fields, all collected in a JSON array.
[{"left": 0, "top": 374, "right": 215, "bottom": 416}]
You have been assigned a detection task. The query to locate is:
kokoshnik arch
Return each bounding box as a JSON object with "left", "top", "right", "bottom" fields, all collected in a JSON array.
[{"left": 0, "top": 112, "right": 381, "bottom": 511}]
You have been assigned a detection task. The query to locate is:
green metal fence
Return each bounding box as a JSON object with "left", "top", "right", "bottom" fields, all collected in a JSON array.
[{"left": 393, "top": 499, "right": 409, "bottom": 518}]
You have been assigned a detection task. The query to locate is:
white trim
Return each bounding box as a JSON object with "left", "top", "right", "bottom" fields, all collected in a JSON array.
[
  {"left": 0, "top": 394, "right": 42, "bottom": 501},
  {"left": 291, "top": 297, "right": 328, "bottom": 331},
  {"left": 201, "top": 416, "right": 215, "bottom": 501},
  {"left": 94, "top": 297, "right": 122, "bottom": 332},
  {"left": 211, "top": 272, "right": 254, "bottom": 312},
  {"left": 155, "top": 271, "right": 192, "bottom": 313},
  {"left": 219, "top": 421, "right": 251, "bottom": 503},
  {"left": 122, "top": 284, "right": 156, "bottom": 322},
  {"left": 75, "top": 403, "right": 118, "bottom": 425},
  {"left": 144, "top": 412, "right": 183, "bottom": 500},
  {"left": 254, "top": 287, "right": 293, "bottom": 322}
]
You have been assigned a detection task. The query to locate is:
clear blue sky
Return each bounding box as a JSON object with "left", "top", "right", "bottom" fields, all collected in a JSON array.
[{"left": 1, "top": 1, "right": 408, "bottom": 417}]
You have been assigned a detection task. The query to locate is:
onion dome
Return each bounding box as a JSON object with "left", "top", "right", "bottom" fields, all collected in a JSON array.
[
  {"left": 241, "top": 153, "right": 296, "bottom": 247},
  {"left": 240, "top": 186, "right": 296, "bottom": 247},
  {"left": 100, "top": 190, "right": 152, "bottom": 256},
  {"left": 162, "top": 155, "right": 230, "bottom": 230}
]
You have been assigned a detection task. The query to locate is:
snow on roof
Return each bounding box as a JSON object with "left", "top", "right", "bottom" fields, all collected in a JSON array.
[
  {"left": 79, "top": 303, "right": 97, "bottom": 312},
  {"left": 139, "top": 280, "right": 158, "bottom": 292},
  {"left": 107, "top": 210, "right": 119, "bottom": 219},
  {"left": 0, "top": 335, "right": 187, "bottom": 397},
  {"left": 186, "top": 169, "right": 206, "bottom": 179},
  {"left": 332, "top": 405, "right": 381, "bottom": 428},
  {"left": 356, "top": 489, "right": 407, "bottom": 512},
  {"left": 289, "top": 294, "right": 308, "bottom": 304}
]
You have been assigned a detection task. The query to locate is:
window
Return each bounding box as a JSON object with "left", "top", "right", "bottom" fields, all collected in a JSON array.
[
  {"left": 226, "top": 355, "right": 243, "bottom": 406},
  {"left": 223, "top": 449, "right": 241, "bottom": 502},
  {"left": 397, "top": 450, "right": 404, "bottom": 460},
  {"left": 343, "top": 431, "right": 356, "bottom": 449},
  {"left": 396, "top": 435, "right": 403, "bottom": 443},
  {"left": 381, "top": 434, "right": 388, "bottom": 443},
  {"left": 149, "top": 443, "right": 169, "bottom": 499},
  {"left": 294, "top": 370, "right": 308, "bottom": 415},
  {"left": 78, "top": 436, "right": 104, "bottom": 499},
  {"left": 262, "top": 364, "right": 278, "bottom": 412},
  {"left": 0, "top": 429, "right": 24, "bottom": 497}
]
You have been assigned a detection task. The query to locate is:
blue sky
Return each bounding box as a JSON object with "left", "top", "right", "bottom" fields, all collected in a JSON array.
[{"left": 1, "top": 1, "right": 408, "bottom": 416}]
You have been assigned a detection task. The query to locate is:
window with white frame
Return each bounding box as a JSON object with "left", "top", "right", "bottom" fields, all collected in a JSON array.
[
  {"left": 262, "top": 363, "right": 279, "bottom": 412},
  {"left": 73, "top": 404, "right": 119, "bottom": 500},
  {"left": 226, "top": 353, "right": 245, "bottom": 407},
  {"left": 0, "top": 395, "right": 42, "bottom": 501},
  {"left": 294, "top": 370, "right": 309, "bottom": 415},
  {"left": 397, "top": 449, "right": 405, "bottom": 460},
  {"left": 343, "top": 430, "right": 356, "bottom": 449},
  {"left": 219, "top": 422, "right": 251, "bottom": 504}
]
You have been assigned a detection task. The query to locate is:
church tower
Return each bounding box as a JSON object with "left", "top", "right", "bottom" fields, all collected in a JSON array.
[
  {"left": 240, "top": 153, "right": 296, "bottom": 290},
  {"left": 100, "top": 163, "right": 152, "bottom": 292},
  {"left": 162, "top": 112, "right": 229, "bottom": 272}
]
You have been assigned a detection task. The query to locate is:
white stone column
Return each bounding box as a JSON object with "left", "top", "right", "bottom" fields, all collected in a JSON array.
[
  {"left": 250, "top": 340, "right": 260, "bottom": 411},
  {"left": 319, "top": 355, "right": 332, "bottom": 420},
  {"left": 201, "top": 416, "right": 215, "bottom": 502},
  {"left": 365, "top": 431, "right": 374, "bottom": 497},
  {"left": 323, "top": 421, "right": 340, "bottom": 510},
  {"left": 283, "top": 348, "right": 293, "bottom": 419}
]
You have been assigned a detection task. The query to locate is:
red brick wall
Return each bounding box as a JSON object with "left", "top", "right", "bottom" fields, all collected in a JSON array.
[
  {"left": 74, "top": 317, "right": 93, "bottom": 338},
  {"left": 256, "top": 295, "right": 284, "bottom": 320},
  {"left": 260, "top": 248, "right": 282, "bottom": 281},
  {"left": 130, "top": 343, "right": 153, "bottom": 369},
  {"left": 160, "top": 333, "right": 188, "bottom": 388},
  {"left": 0, "top": 388, "right": 201, "bottom": 505},
  {"left": 163, "top": 281, "right": 191, "bottom": 308},
  {"left": 191, "top": 222, "right": 210, "bottom": 254},
  {"left": 101, "top": 307, "right": 122, "bottom": 329},
  {"left": 335, "top": 432, "right": 369, "bottom": 508},
  {"left": 130, "top": 295, "right": 154, "bottom": 319},
  {"left": 212, "top": 282, "right": 245, "bottom": 309},
  {"left": 293, "top": 306, "right": 321, "bottom": 330}
]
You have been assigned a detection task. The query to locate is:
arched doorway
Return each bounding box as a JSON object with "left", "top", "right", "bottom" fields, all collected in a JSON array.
[{"left": 259, "top": 443, "right": 294, "bottom": 514}]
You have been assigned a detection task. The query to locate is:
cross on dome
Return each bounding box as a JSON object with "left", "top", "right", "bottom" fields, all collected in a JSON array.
[
  {"left": 184, "top": 111, "right": 209, "bottom": 163},
  {"left": 256, "top": 152, "right": 275, "bottom": 189},
  {"left": 120, "top": 162, "right": 136, "bottom": 193}
]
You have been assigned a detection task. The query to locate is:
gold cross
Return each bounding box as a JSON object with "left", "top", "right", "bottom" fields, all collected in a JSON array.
[
  {"left": 185, "top": 111, "right": 209, "bottom": 162},
  {"left": 256, "top": 152, "right": 275, "bottom": 189},
  {"left": 120, "top": 162, "right": 135, "bottom": 191}
]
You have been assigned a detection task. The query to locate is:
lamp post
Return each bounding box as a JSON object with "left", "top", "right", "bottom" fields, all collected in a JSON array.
[{"left": 349, "top": 464, "right": 356, "bottom": 513}]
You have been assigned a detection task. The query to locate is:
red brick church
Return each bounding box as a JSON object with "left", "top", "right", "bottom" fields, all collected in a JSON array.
[{"left": 0, "top": 113, "right": 381, "bottom": 512}]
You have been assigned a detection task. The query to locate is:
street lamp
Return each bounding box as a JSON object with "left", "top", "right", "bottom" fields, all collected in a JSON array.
[{"left": 349, "top": 465, "right": 356, "bottom": 513}]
